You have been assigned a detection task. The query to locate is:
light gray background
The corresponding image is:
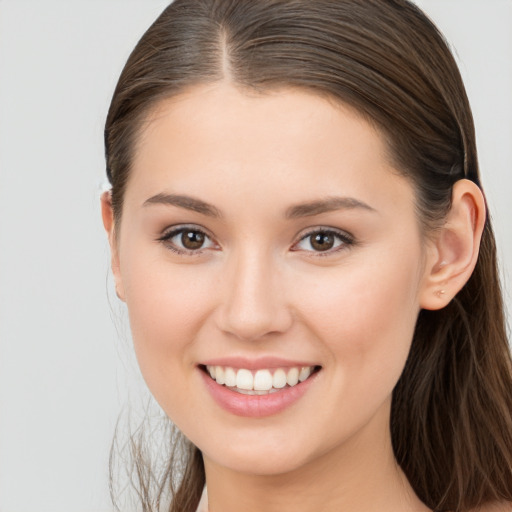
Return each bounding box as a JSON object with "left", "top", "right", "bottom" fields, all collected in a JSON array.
[{"left": 0, "top": 1, "right": 511, "bottom": 511}]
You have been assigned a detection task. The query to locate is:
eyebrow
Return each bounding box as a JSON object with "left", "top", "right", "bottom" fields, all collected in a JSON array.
[
  {"left": 143, "top": 193, "right": 376, "bottom": 219},
  {"left": 285, "top": 196, "right": 376, "bottom": 218},
  {"left": 143, "top": 193, "right": 222, "bottom": 218}
]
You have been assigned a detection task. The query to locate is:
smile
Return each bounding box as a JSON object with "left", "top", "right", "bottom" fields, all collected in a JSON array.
[
  {"left": 205, "top": 365, "right": 316, "bottom": 395},
  {"left": 200, "top": 363, "right": 321, "bottom": 417}
]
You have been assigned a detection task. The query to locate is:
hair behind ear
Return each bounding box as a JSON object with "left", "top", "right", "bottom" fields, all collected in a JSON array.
[{"left": 392, "top": 218, "right": 512, "bottom": 512}]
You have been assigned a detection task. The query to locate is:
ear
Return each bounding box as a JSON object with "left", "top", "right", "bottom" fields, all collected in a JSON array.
[
  {"left": 419, "top": 179, "right": 486, "bottom": 310},
  {"left": 100, "top": 191, "right": 125, "bottom": 302}
]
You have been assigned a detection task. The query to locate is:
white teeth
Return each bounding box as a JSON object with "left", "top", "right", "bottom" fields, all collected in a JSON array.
[
  {"left": 205, "top": 365, "right": 317, "bottom": 392},
  {"left": 254, "top": 369, "right": 273, "bottom": 391},
  {"left": 236, "top": 369, "right": 254, "bottom": 390},
  {"left": 299, "top": 366, "right": 312, "bottom": 382},
  {"left": 224, "top": 367, "right": 236, "bottom": 387},
  {"left": 215, "top": 366, "right": 225, "bottom": 385},
  {"left": 272, "top": 369, "right": 287, "bottom": 389},
  {"left": 287, "top": 367, "right": 299, "bottom": 386}
]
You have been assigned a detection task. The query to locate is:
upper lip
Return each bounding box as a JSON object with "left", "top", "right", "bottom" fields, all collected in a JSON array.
[{"left": 200, "top": 356, "right": 320, "bottom": 370}]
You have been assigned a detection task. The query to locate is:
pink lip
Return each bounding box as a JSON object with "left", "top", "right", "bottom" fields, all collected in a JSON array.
[
  {"left": 201, "top": 356, "right": 317, "bottom": 370},
  {"left": 199, "top": 367, "right": 320, "bottom": 418}
]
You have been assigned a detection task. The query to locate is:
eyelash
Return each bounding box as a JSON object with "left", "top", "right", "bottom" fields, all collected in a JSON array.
[
  {"left": 157, "top": 225, "right": 216, "bottom": 256},
  {"left": 292, "top": 227, "right": 355, "bottom": 257},
  {"left": 157, "top": 225, "right": 355, "bottom": 257}
]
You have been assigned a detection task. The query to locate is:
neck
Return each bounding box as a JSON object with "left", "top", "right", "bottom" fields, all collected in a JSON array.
[{"left": 202, "top": 403, "right": 431, "bottom": 512}]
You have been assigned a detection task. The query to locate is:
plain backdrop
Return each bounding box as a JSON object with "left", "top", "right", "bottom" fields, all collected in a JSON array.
[{"left": 0, "top": 1, "right": 511, "bottom": 511}]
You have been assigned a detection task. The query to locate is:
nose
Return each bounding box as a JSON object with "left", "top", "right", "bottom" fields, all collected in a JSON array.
[{"left": 215, "top": 248, "right": 293, "bottom": 342}]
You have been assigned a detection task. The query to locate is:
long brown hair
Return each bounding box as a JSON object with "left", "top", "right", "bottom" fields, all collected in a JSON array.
[{"left": 104, "top": 1, "right": 512, "bottom": 511}]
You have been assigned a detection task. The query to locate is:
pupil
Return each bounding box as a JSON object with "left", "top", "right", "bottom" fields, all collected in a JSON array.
[
  {"left": 182, "top": 231, "right": 204, "bottom": 250},
  {"left": 311, "top": 233, "right": 334, "bottom": 251}
]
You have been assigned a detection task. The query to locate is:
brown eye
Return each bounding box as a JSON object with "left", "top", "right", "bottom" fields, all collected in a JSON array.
[
  {"left": 310, "top": 232, "right": 335, "bottom": 251},
  {"left": 181, "top": 230, "right": 205, "bottom": 250},
  {"left": 159, "top": 226, "right": 216, "bottom": 254},
  {"left": 293, "top": 228, "right": 353, "bottom": 254}
]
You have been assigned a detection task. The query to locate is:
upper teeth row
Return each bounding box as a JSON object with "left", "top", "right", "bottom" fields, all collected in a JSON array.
[{"left": 206, "top": 365, "right": 314, "bottom": 391}]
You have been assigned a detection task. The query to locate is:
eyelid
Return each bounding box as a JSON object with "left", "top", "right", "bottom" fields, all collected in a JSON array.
[
  {"left": 291, "top": 226, "right": 355, "bottom": 255},
  {"left": 157, "top": 224, "right": 219, "bottom": 255}
]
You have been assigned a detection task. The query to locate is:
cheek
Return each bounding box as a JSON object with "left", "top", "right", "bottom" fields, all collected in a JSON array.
[
  {"left": 294, "top": 249, "right": 422, "bottom": 386},
  {"left": 119, "top": 249, "right": 217, "bottom": 402}
]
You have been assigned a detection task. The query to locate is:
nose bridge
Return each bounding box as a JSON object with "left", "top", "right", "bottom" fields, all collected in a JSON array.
[{"left": 217, "top": 243, "right": 291, "bottom": 341}]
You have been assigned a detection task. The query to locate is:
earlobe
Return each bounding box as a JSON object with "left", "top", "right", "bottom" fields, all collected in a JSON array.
[
  {"left": 100, "top": 190, "right": 126, "bottom": 302},
  {"left": 420, "top": 179, "right": 486, "bottom": 311}
]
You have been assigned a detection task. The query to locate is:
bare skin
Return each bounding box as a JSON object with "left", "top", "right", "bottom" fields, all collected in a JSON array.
[
  {"left": 102, "top": 83, "right": 487, "bottom": 512},
  {"left": 202, "top": 399, "right": 428, "bottom": 512}
]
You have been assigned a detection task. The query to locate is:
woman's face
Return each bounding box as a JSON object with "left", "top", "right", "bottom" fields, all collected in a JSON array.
[{"left": 111, "top": 83, "right": 433, "bottom": 476}]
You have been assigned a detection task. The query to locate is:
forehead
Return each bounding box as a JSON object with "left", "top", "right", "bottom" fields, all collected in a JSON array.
[
  {"left": 127, "top": 82, "right": 414, "bottom": 217},
  {"left": 137, "top": 83, "right": 385, "bottom": 166}
]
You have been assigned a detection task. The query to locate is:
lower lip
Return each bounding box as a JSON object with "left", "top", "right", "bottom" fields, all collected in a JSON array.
[{"left": 199, "top": 368, "right": 319, "bottom": 418}]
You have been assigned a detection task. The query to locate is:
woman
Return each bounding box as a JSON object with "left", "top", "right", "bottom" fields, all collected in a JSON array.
[{"left": 101, "top": 1, "right": 512, "bottom": 511}]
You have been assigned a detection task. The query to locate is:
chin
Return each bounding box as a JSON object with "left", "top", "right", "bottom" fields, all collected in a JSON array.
[
  {"left": 198, "top": 424, "right": 332, "bottom": 477},
  {"left": 205, "top": 447, "right": 310, "bottom": 477}
]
